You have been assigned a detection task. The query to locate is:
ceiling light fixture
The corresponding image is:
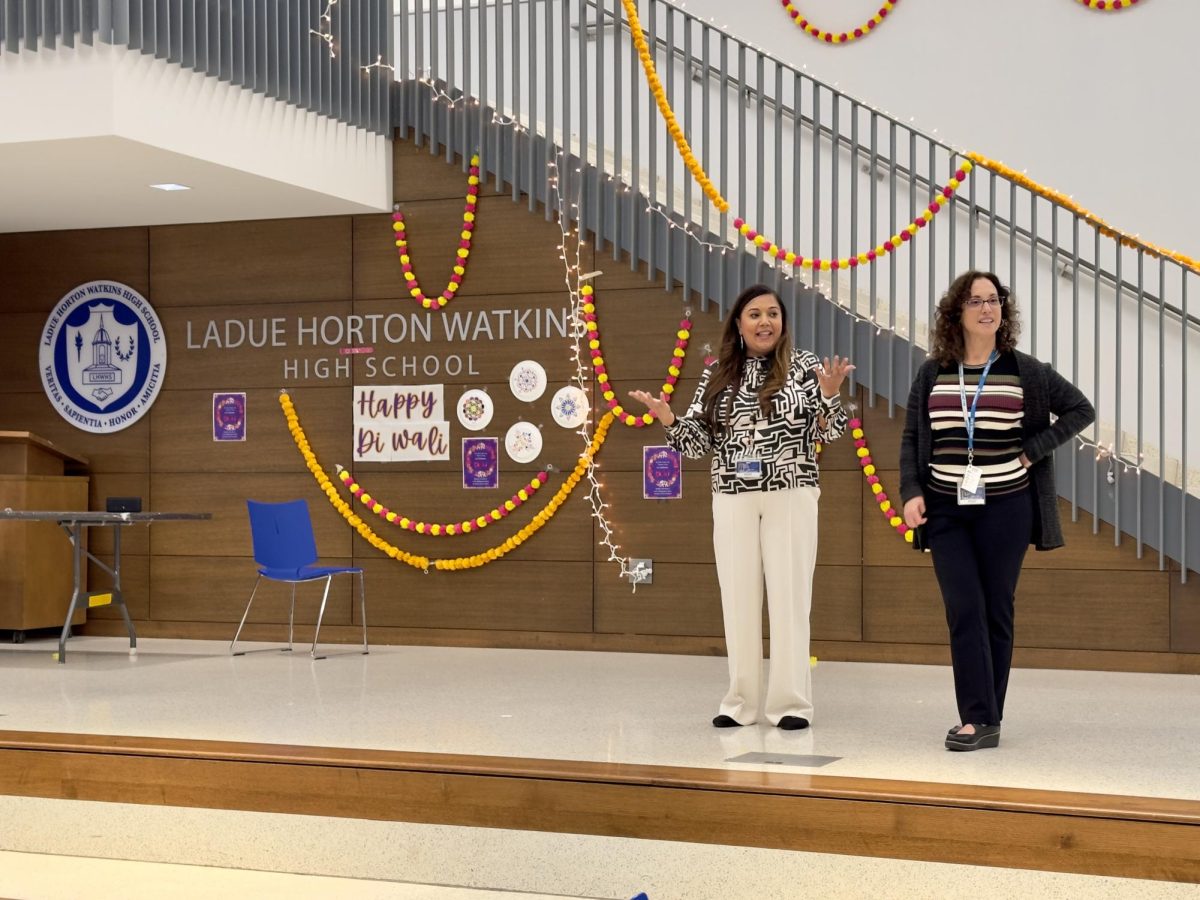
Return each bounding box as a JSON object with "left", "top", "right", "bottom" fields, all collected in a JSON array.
[{"left": 149, "top": 183, "right": 191, "bottom": 191}]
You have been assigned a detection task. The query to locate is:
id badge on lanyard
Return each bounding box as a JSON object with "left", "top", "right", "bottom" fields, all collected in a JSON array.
[
  {"left": 958, "top": 351, "right": 998, "bottom": 506},
  {"left": 733, "top": 416, "right": 763, "bottom": 481}
]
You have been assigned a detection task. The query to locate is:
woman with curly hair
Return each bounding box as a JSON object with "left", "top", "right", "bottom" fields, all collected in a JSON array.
[
  {"left": 900, "top": 271, "right": 1094, "bottom": 751},
  {"left": 629, "top": 284, "right": 853, "bottom": 730}
]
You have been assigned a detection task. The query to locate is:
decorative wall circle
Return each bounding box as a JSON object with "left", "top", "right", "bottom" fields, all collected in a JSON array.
[
  {"left": 509, "top": 359, "right": 548, "bottom": 402},
  {"left": 550, "top": 385, "right": 589, "bottom": 429},
  {"left": 504, "top": 421, "right": 543, "bottom": 463},
  {"left": 456, "top": 388, "right": 494, "bottom": 432}
]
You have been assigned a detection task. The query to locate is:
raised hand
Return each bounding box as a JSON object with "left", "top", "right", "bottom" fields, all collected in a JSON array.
[
  {"left": 816, "top": 355, "right": 855, "bottom": 399},
  {"left": 627, "top": 389, "right": 675, "bottom": 427}
]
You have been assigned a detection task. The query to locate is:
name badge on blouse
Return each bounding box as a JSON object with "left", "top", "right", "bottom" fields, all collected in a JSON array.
[{"left": 735, "top": 458, "right": 763, "bottom": 480}]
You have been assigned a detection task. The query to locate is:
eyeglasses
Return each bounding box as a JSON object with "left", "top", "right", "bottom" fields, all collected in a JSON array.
[{"left": 964, "top": 296, "right": 1005, "bottom": 310}]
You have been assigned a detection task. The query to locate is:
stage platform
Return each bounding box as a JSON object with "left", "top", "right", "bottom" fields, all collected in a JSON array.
[{"left": 0, "top": 637, "right": 1197, "bottom": 897}]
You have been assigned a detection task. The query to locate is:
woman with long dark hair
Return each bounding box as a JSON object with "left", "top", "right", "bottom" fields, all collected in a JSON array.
[
  {"left": 630, "top": 284, "right": 853, "bottom": 730},
  {"left": 900, "top": 271, "right": 1094, "bottom": 750}
]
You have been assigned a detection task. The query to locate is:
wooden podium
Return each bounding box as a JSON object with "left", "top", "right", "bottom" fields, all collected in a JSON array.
[{"left": 0, "top": 432, "right": 90, "bottom": 638}]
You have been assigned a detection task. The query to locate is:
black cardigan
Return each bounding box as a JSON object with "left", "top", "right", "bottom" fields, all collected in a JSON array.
[{"left": 899, "top": 350, "right": 1095, "bottom": 551}]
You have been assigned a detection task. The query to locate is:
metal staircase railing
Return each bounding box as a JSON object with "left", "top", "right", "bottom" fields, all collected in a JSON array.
[{"left": 391, "top": 0, "right": 1198, "bottom": 579}]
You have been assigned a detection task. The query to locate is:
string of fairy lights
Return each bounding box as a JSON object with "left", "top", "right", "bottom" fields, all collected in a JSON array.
[{"left": 548, "top": 152, "right": 637, "bottom": 583}]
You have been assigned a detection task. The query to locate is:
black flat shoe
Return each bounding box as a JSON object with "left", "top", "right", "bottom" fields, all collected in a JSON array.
[
  {"left": 777, "top": 716, "right": 810, "bottom": 731},
  {"left": 712, "top": 714, "right": 742, "bottom": 728},
  {"left": 945, "top": 724, "right": 1000, "bottom": 751}
]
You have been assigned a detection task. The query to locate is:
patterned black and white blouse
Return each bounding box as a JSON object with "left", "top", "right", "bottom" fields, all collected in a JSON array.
[{"left": 664, "top": 349, "right": 847, "bottom": 494}]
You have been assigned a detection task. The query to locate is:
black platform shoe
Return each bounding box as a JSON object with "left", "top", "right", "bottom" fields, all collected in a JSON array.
[{"left": 945, "top": 724, "right": 1000, "bottom": 751}]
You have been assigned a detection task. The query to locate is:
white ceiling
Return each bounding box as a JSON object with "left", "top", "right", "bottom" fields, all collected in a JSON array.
[{"left": 0, "top": 136, "right": 384, "bottom": 234}]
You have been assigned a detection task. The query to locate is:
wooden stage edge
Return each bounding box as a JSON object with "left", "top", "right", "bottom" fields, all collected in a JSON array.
[{"left": 1, "top": 730, "right": 1197, "bottom": 883}]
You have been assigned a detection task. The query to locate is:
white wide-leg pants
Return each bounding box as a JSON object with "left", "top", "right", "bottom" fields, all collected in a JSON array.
[{"left": 712, "top": 485, "right": 819, "bottom": 725}]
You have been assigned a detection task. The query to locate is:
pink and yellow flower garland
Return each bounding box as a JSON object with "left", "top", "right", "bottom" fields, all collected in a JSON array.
[
  {"left": 734, "top": 161, "right": 973, "bottom": 272},
  {"left": 850, "top": 416, "right": 912, "bottom": 542},
  {"left": 1076, "top": 0, "right": 1140, "bottom": 9},
  {"left": 780, "top": 1, "right": 898, "bottom": 45},
  {"left": 432, "top": 412, "right": 614, "bottom": 570},
  {"left": 392, "top": 153, "right": 481, "bottom": 309},
  {"left": 622, "top": 0, "right": 971, "bottom": 270},
  {"left": 581, "top": 284, "right": 692, "bottom": 427},
  {"left": 336, "top": 465, "right": 548, "bottom": 535},
  {"left": 965, "top": 152, "right": 1198, "bottom": 275},
  {"left": 281, "top": 390, "right": 615, "bottom": 570}
]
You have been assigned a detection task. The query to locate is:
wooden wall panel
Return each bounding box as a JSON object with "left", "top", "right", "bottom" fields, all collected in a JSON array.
[
  {"left": 150, "top": 386, "right": 349, "bottom": 475},
  {"left": 595, "top": 563, "right": 860, "bottom": 643},
  {"left": 812, "top": 565, "right": 863, "bottom": 642},
  {"left": 0, "top": 393, "right": 148, "bottom": 475},
  {"left": 87, "top": 554, "right": 150, "bottom": 622},
  {"left": 0, "top": 227, "right": 149, "bottom": 312},
  {"left": 361, "top": 558, "right": 593, "bottom": 632},
  {"left": 150, "top": 555, "right": 352, "bottom": 626},
  {"left": 147, "top": 473, "right": 350, "bottom": 558},
  {"left": 149, "top": 217, "right": 352, "bottom": 307},
  {"left": 864, "top": 566, "right": 1171, "bottom": 652},
  {"left": 1170, "top": 574, "right": 1200, "bottom": 653},
  {"left": 353, "top": 198, "right": 572, "bottom": 302},
  {"left": 595, "top": 561, "right": 723, "bottom": 636},
  {"left": 863, "top": 567, "right": 945, "bottom": 644},
  {"left": 1025, "top": 502, "right": 1164, "bottom": 572},
  {"left": 0, "top": 313, "right": 58, "bottom": 392},
  {"left": 393, "top": 141, "right": 480, "bottom": 202},
  {"left": 1015, "top": 570, "right": 1170, "bottom": 652}
]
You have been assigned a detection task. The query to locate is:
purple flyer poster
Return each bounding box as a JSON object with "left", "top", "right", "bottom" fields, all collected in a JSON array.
[
  {"left": 643, "top": 445, "right": 682, "bottom": 499},
  {"left": 213, "top": 392, "right": 246, "bottom": 441},
  {"left": 462, "top": 437, "right": 499, "bottom": 489}
]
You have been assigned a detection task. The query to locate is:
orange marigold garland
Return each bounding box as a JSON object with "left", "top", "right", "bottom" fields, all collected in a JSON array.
[
  {"left": 780, "top": 0, "right": 898, "bottom": 44},
  {"left": 621, "top": 0, "right": 728, "bottom": 213},
  {"left": 850, "top": 416, "right": 912, "bottom": 542},
  {"left": 965, "top": 152, "right": 1198, "bottom": 274},
  {"left": 581, "top": 284, "right": 692, "bottom": 427},
  {"left": 392, "top": 153, "right": 481, "bottom": 309},
  {"left": 280, "top": 390, "right": 429, "bottom": 570},
  {"left": 336, "top": 465, "right": 548, "bottom": 535},
  {"left": 280, "top": 390, "right": 614, "bottom": 570}
]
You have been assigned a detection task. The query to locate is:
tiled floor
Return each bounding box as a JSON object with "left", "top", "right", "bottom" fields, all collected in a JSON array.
[{"left": 1, "top": 636, "right": 1198, "bottom": 899}]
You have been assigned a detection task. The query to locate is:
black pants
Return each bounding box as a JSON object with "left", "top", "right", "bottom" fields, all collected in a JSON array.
[{"left": 925, "top": 486, "right": 1034, "bottom": 726}]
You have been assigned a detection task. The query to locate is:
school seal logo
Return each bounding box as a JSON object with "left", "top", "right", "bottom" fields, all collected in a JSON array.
[{"left": 39, "top": 281, "right": 167, "bottom": 433}]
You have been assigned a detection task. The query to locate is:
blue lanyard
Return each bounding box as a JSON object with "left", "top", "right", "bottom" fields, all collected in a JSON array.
[{"left": 958, "top": 350, "right": 999, "bottom": 464}]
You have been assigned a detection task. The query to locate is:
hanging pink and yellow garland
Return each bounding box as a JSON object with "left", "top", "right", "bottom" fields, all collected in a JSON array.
[
  {"left": 392, "top": 153, "right": 481, "bottom": 309},
  {"left": 780, "top": 1, "right": 898, "bottom": 45},
  {"left": 336, "top": 465, "right": 548, "bottom": 536},
  {"left": 621, "top": 0, "right": 971, "bottom": 269},
  {"left": 281, "top": 390, "right": 615, "bottom": 570},
  {"left": 734, "top": 161, "right": 973, "bottom": 273},
  {"left": 849, "top": 416, "right": 912, "bottom": 542},
  {"left": 1075, "top": 0, "right": 1140, "bottom": 9},
  {"left": 581, "top": 284, "right": 693, "bottom": 427}
]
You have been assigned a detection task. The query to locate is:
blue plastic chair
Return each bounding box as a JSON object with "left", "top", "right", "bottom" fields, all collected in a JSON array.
[{"left": 230, "top": 499, "right": 368, "bottom": 659}]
